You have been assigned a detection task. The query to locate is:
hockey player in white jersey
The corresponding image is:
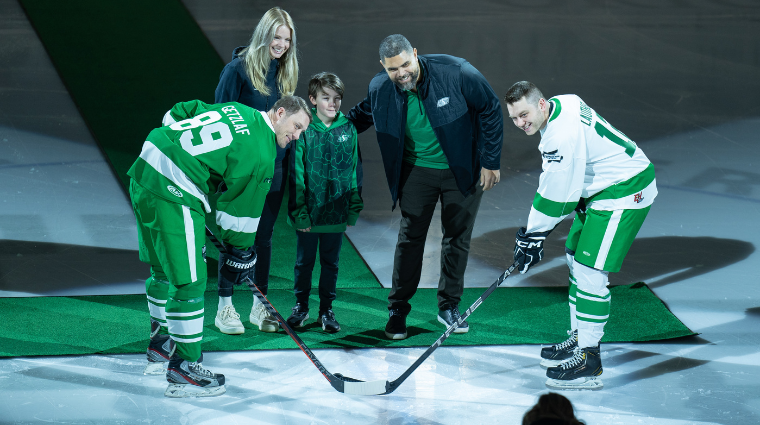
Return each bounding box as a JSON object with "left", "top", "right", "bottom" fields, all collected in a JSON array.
[{"left": 504, "top": 81, "right": 656, "bottom": 390}]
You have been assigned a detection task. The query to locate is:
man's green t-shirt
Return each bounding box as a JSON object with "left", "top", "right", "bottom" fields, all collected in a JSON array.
[{"left": 403, "top": 85, "right": 449, "bottom": 169}]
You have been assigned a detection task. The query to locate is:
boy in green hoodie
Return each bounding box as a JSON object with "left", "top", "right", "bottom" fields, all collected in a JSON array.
[{"left": 286, "top": 72, "right": 363, "bottom": 333}]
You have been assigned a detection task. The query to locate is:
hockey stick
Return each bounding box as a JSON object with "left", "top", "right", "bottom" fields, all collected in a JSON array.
[
  {"left": 379, "top": 260, "right": 520, "bottom": 394},
  {"left": 205, "top": 226, "right": 387, "bottom": 395}
]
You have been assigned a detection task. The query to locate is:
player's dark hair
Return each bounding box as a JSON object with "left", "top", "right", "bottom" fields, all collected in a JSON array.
[
  {"left": 379, "top": 34, "right": 413, "bottom": 62},
  {"left": 505, "top": 81, "right": 545, "bottom": 106},
  {"left": 308, "top": 72, "right": 345, "bottom": 99},
  {"left": 273, "top": 95, "right": 312, "bottom": 123}
]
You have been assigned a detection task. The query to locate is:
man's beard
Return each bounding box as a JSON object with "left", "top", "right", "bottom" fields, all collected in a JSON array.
[{"left": 393, "top": 67, "right": 419, "bottom": 91}]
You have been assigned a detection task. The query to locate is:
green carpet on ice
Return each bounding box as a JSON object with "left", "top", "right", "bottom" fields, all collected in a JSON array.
[{"left": 0, "top": 283, "right": 695, "bottom": 357}]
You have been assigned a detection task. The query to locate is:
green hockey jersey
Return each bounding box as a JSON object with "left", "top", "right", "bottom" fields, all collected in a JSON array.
[
  {"left": 287, "top": 109, "right": 363, "bottom": 233},
  {"left": 127, "top": 100, "right": 276, "bottom": 250}
]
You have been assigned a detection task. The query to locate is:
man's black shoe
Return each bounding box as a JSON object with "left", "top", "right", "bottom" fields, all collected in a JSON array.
[
  {"left": 437, "top": 305, "right": 469, "bottom": 333},
  {"left": 384, "top": 309, "right": 407, "bottom": 340}
]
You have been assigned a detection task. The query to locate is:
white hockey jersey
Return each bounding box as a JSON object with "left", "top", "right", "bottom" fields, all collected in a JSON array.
[{"left": 526, "top": 95, "right": 657, "bottom": 234}]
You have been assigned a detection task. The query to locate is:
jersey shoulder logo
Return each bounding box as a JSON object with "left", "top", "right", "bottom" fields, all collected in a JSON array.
[
  {"left": 548, "top": 98, "right": 562, "bottom": 122},
  {"left": 167, "top": 185, "right": 183, "bottom": 197},
  {"left": 542, "top": 149, "right": 563, "bottom": 163},
  {"left": 437, "top": 97, "right": 450, "bottom": 107},
  {"left": 634, "top": 192, "right": 644, "bottom": 203}
]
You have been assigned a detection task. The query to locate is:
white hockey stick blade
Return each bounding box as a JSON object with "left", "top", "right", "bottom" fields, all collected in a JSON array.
[
  {"left": 545, "top": 377, "right": 603, "bottom": 390},
  {"left": 342, "top": 379, "right": 388, "bottom": 395},
  {"left": 143, "top": 362, "right": 167, "bottom": 375},
  {"left": 539, "top": 358, "right": 564, "bottom": 368},
  {"left": 164, "top": 384, "right": 226, "bottom": 398}
]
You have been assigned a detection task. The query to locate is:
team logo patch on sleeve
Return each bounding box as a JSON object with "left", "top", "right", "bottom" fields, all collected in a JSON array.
[
  {"left": 437, "top": 97, "right": 450, "bottom": 107},
  {"left": 542, "top": 150, "right": 564, "bottom": 163},
  {"left": 167, "top": 185, "right": 183, "bottom": 197}
]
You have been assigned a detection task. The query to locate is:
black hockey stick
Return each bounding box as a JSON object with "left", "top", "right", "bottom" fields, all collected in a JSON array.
[
  {"left": 380, "top": 260, "right": 520, "bottom": 394},
  {"left": 205, "top": 226, "right": 387, "bottom": 395}
]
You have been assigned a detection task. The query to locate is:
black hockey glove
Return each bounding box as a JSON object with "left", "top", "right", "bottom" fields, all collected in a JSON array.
[
  {"left": 218, "top": 245, "right": 256, "bottom": 287},
  {"left": 575, "top": 197, "right": 587, "bottom": 215},
  {"left": 514, "top": 227, "right": 552, "bottom": 274}
]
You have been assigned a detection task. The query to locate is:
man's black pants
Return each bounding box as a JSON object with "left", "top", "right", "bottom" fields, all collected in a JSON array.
[{"left": 388, "top": 164, "right": 483, "bottom": 314}]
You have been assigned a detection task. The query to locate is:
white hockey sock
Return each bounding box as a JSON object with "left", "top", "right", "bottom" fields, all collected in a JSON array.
[
  {"left": 578, "top": 322, "right": 605, "bottom": 348},
  {"left": 253, "top": 294, "right": 262, "bottom": 307},
  {"left": 218, "top": 296, "right": 233, "bottom": 311}
]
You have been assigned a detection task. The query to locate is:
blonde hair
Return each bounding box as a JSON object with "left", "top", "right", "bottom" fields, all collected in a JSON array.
[{"left": 240, "top": 7, "right": 298, "bottom": 97}]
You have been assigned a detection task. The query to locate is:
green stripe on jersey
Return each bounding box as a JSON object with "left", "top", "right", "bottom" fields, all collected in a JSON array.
[
  {"left": 533, "top": 192, "right": 578, "bottom": 218},
  {"left": 548, "top": 98, "right": 562, "bottom": 122},
  {"left": 587, "top": 163, "right": 655, "bottom": 203}
]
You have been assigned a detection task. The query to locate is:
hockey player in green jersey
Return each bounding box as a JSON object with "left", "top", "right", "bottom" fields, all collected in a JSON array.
[
  {"left": 286, "top": 72, "right": 363, "bottom": 333},
  {"left": 504, "top": 81, "right": 656, "bottom": 390},
  {"left": 128, "top": 95, "right": 311, "bottom": 397}
]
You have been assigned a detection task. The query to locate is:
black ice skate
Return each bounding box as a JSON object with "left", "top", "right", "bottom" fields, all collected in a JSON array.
[
  {"left": 545, "top": 345, "right": 603, "bottom": 390},
  {"left": 540, "top": 329, "right": 578, "bottom": 368},
  {"left": 165, "top": 353, "right": 226, "bottom": 398},
  {"left": 144, "top": 320, "right": 175, "bottom": 375}
]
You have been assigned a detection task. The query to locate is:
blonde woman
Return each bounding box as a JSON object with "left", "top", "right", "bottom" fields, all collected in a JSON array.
[{"left": 214, "top": 7, "right": 299, "bottom": 336}]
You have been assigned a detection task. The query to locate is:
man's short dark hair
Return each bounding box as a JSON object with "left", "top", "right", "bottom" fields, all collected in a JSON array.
[
  {"left": 379, "top": 34, "right": 413, "bottom": 62},
  {"left": 272, "top": 95, "right": 312, "bottom": 123},
  {"left": 308, "top": 72, "right": 345, "bottom": 99},
  {"left": 505, "top": 81, "right": 545, "bottom": 105}
]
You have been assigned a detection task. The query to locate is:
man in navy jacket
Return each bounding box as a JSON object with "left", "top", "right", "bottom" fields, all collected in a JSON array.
[{"left": 347, "top": 34, "right": 503, "bottom": 340}]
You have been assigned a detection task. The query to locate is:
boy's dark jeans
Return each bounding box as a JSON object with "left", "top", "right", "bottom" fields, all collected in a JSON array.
[{"left": 294, "top": 231, "right": 344, "bottom": 312}]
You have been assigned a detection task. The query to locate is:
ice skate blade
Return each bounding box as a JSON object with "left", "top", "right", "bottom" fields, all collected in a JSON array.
[
  {"left": 143, "top": 362, "right": 167, "bottom": 375},
  {"left": 164, "top": 383, "right": 226, "bottom": 398},
  {"left": 539, "top": 358, "right": 564, "bottom": 368},
  {"left": 545, "top": 377, "right": 603, "bottom": 390}
]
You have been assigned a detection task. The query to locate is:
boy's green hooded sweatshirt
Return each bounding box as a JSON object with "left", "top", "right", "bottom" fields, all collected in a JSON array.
[{"left": 287, "top": 109, "right": 363, "bottom": 233}]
